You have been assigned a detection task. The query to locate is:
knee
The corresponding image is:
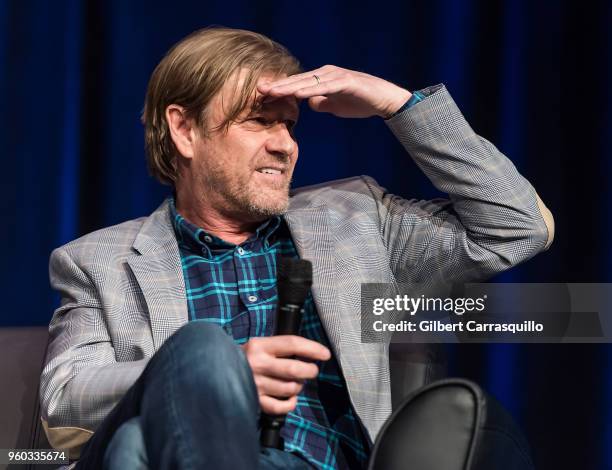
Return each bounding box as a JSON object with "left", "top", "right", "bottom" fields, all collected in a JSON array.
[
  {"left": 159, "top": 322, "right": 255, "bottom": 401},
  {"left": 169, "top": 321, "right": 235, "bottom": 357}
]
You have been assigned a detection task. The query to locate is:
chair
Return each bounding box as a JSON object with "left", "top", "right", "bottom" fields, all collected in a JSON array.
[
  {"left": 0, "top": 327, "right": 55, "bottom": 470},
  {"left": 368, "top": 378, "right": 535, "bottom": 470}
]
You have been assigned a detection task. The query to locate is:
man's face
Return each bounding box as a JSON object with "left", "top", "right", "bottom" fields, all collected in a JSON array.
[{"left": 187, "top": 70, "right": 300, "bottom": 221}]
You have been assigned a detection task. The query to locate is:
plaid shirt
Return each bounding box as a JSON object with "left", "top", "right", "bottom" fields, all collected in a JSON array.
[{"left": 170, "top": 200, "right": 370, "bottom": 470}]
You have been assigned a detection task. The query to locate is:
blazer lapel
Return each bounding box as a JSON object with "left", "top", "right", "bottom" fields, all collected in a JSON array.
[
  {"left": 127, "top": 200, "right": 188, "bottom": 350},
  {"left": 285, "top": 199, "right": 393, "bottom": 442},
  {"left": 284, "top": 204, "right": 344, "bottom": 359}
]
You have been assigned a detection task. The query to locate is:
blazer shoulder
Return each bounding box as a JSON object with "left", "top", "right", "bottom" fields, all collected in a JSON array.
[
  {"left": 51, "top": 216, "right": 147, "bottom": 267},
  {"left": 290, "top": 175, "right": 384, "bottom": 208},
  {"left": 291, "top": 175, "right": 382, "bottom": 195}
]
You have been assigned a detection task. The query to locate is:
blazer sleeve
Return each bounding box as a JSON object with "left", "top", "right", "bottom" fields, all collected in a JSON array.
[
  {"left": 39, "top": 246, "right": 149, "bottom": 458},
  {"left": 368, "top": 84, "right": 554, "bottom": 284}
]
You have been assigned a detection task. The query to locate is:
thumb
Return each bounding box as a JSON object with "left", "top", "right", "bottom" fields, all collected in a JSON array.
[{"left": 308, "top": 96, "right": 331, "bottom": 113}]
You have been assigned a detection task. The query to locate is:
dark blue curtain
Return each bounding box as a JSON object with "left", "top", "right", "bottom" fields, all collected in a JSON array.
[{"left": 1, "top": 1, "right": 610, "bottom": 468}]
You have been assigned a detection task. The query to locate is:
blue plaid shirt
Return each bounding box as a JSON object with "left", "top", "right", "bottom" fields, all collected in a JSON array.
[{"left": 170, "top": 201, "right": 370, "bottom": 469}]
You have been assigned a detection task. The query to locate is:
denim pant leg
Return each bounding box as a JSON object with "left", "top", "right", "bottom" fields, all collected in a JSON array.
[
  {"left": 140, "top": 321, "right": 261, "bottom": 468},
  {"left": 77, "top": 322, "right": 261, "bottom": 470},
  {"left": 103, "top": 416, "right": 148, "bottom": 470},
  {"left": 103, "top": 418, "right": 314, "bottom": 470}
]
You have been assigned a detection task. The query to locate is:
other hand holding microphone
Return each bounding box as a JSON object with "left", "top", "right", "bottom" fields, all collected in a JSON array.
[{"left": 241, "top": 335, "right": 331, "bottom": 415}]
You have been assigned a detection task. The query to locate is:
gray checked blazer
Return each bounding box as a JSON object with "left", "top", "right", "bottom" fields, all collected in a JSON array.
[{"left": 39, "top": 85, "right": 554, "bottom": 457}]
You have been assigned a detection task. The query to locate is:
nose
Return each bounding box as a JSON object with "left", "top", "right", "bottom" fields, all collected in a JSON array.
[{"left": 265, "top": 123, "right": 297, "bottom": 159}]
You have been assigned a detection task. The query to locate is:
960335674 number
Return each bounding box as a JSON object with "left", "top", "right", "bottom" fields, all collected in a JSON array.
[{"left": 1, "top": 449, "right": 69, "bottom": 464}]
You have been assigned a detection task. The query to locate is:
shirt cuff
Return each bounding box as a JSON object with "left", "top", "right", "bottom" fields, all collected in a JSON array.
[{"left": 383, "top": 90, "right": 426, "bottom": 120}]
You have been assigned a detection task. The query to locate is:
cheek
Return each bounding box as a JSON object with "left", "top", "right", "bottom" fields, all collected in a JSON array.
[
  {"left": 290, "top": 147, "right": 299, "bottom": 168},
  {"left": 225, "top": 132, "right": 264, "bottom": 163}
]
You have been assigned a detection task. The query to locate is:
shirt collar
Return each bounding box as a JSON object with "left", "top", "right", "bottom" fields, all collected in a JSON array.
[{"left": 169, "top": 197, "right": 283, "bottom": 257}]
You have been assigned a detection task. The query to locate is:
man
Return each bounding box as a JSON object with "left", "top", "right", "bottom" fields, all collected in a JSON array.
[{"left": 40, "top": 27, "right": 554, "bottom": 469}]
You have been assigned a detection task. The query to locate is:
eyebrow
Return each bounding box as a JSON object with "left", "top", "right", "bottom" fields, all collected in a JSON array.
[{"left": 251, "top": 95, "right": 299, "bottom": 116}]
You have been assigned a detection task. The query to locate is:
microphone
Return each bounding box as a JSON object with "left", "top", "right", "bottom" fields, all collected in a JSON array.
[{"left": 260, "top": 257, "right": 313, "bottom": 449}]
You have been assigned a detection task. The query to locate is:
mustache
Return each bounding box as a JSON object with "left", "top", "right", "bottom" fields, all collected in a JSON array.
[{"left": 253, "top": 155, "right": 291, "bottom": 171}]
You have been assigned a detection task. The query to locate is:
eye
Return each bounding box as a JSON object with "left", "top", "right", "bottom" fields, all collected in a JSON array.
[{"left": 250, "top": 117, "right": 270, "bottom": 125}]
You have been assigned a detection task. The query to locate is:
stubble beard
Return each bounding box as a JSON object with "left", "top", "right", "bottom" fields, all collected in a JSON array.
[{"left": 202, "top": 166, "right": 292, "bottom": 221}]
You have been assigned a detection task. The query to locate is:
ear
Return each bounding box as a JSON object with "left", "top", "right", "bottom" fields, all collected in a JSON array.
[{"left": 166, "top": 104, "right": 197, "bottom": 159}]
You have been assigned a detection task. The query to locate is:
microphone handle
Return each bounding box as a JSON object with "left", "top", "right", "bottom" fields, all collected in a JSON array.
[
  {"left": 260, "top": 303, "right": 303, "bottom": 449},
  {"left": 275, "top": 303, "right": 302, "bottom": 335}
]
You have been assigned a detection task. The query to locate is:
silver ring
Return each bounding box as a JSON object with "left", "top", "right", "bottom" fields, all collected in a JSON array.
[{"left": 313, "top": 74, "right": 321, "bottom": 85}]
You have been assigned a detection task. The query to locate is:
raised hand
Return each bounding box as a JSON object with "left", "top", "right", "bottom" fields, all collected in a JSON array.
[{"left": 257, "top": 65, "right": 412, "bottom": 119}]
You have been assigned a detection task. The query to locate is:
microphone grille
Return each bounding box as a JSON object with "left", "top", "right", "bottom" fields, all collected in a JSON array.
[{"left": 277, "top": 257, "right": 313, "bottom": 305}]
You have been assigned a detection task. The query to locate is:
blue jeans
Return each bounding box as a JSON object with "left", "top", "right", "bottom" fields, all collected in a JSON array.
[
  {"left": 102, "top": 416, "right": 311, "bottom": 469},
  {"left": 76, "top": 322, "right": 313, "bottom": 470}
]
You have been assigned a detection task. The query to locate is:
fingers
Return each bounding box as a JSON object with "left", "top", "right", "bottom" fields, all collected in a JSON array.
[
  {"left": 258, "top": 65, "right": 334, "bottom": 91},
  {"left": 255, "top": 375, "right": 304, "bottom": 398},
  {"left": 265, "top": 73, "right": 330, "bottom": 92},
  {"left": 264, "top": 335, "right": 331, "bottom": 360},
  {"left": 258, "top": 66, "right": 349, "bottom": 101},
  {"left": 260, "top": 357, "right": 320, "bottom": 381},
  {"left": 293, "top": 80, "right": 349, "bottom": 99},
  {"left": 308, "top": 96, "right": 329, "bottom": 113},
  {"left": 260, "top": 394, "right": 298, "bottom": 415},
  {"left": 261, "top": 74, "right": 334, "bottom": 97},
  {"left": 243, "top": 336, "right": 330, "bottom": 415}
]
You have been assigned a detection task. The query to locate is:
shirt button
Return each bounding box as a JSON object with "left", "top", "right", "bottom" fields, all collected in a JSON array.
[
  {"left": 203, "top": 235, "right": 212, "bottom": 243},
  {"left": 248, "top": 295, "right": 258, "bottom": 303},
  {"left": 237, "top": 247, "right": 246, "bottom": 255}
]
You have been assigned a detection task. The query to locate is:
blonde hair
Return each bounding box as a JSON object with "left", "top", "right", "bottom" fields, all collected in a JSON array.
[{"left": 142, "top": 27, "right": 302, "bottom": 186}]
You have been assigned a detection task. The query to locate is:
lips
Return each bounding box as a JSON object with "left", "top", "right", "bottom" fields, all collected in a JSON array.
[
  {"left": 255, "top": 165, "right": 286, "bottom": 175},
  {"left": 253, "top": 164, "right": 289, "bottom": 190},
  {"left": 256, "top": 168, "right": 282, "bottom": 175}
]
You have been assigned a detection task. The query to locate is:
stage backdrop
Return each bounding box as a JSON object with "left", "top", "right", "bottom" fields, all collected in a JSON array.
[{"left": 1, "top": 1, "right": 610, "bottom": 469}]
